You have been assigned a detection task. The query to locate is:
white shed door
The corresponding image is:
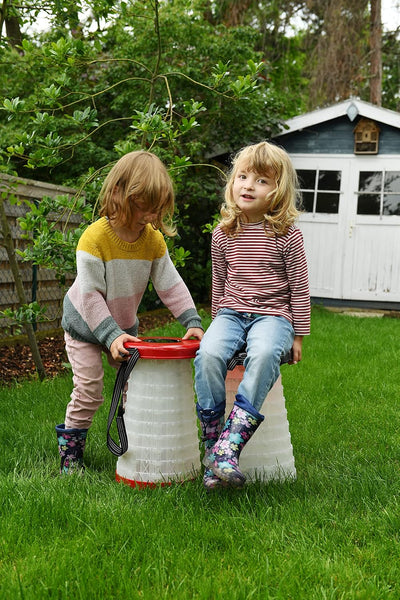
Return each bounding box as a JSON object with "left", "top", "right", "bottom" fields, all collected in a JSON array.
[{"left": 292, "top": 155, "right": 400, "bottom": 302}]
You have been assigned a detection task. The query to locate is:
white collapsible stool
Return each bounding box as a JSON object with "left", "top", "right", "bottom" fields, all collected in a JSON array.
[
  {"left": 114, "top": 337, "right": 201, "bottom": 489},
  {"left": 225, "top": 364, "right": 296, "bottom": 482}
]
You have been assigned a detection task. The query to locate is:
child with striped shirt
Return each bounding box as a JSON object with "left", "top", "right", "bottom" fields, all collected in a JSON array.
[
  {"left": 56, "top": 151, "right": 203, "bottom": 474},
  {"left": 195, "top": 141, "right": 310, "bottom": 489}
]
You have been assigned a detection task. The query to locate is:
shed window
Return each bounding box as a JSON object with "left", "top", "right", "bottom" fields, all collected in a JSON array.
[
  {"left": 357, "top": 171, "right": 400, "bottom": 216},
  {"left": 297, "top": 169, "right": 341, "bottom": 214}
]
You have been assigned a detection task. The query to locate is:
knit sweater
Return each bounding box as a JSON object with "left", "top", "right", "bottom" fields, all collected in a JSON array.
[
  {"left": 211, "top": 222, "right": 311, "bottom": 336},
  {"left": 62, "top": 217, "right": 202, "bottom": 348}
]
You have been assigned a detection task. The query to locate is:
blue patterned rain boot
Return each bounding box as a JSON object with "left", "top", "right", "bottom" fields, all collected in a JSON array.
[
  {"left": 55, "top": 424, "right": 88, "bottom": 475},
  {"left": 205, "top": 395, "right": 264, "bottom": 488},
  {"left": 197, "top": 403, "right": 227, "bottom": 490}
]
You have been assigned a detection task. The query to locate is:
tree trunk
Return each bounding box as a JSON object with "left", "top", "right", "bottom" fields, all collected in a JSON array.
[
  {"left": 1, "top": 0, "right": 23, "bottom": 47},
  {"left": 5, "top": 15, "right": 22, "bottom": 47},
  {"left": 370, "top": 0, "right": 382, "bottom": 105},
  {"left": 0, "top": 197, "right": 46, "bottom": 381}
]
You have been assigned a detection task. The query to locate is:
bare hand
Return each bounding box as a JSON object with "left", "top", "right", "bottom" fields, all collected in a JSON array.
[
  {"left": 110, "top": 333, "right": 141, "bottom": 362},
  {"left": 182, "top": 327, "right": 204, "bottom": 341},
  {"left": 289, "top": 335, "right": 303, "bottom": 365}
]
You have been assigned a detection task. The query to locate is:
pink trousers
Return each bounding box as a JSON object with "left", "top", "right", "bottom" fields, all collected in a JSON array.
[{"left": 64, "top": 332, "right": 121, "bottom": 429}]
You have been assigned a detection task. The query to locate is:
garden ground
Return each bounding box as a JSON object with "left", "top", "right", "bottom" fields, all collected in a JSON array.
[
  {"left": 0, "top": 308, "right": 177, "bottom": 384},
  {"left": 0, "top": 306, "right": 399, "bottom": 599}
]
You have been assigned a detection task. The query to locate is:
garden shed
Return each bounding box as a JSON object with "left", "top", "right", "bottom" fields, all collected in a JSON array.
[{"left": 273, "top": 98, "right": 400, "bottom": 309}]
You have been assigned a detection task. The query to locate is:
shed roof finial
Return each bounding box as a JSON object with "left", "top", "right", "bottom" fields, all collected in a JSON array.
[{"left": 347, "top": 102, "right": 359, "bottom": 122}]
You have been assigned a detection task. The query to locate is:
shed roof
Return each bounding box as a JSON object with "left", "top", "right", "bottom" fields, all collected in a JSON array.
[{"left": 276, "top": 98, "right": 400, "bottom": 137}]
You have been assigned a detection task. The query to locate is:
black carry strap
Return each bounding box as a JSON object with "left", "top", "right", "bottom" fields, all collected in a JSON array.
[
  {"left": 227, "top": 351, "right": 248, "bottom": 370},
  {"left": 107, "top": 348, "right": 140, "bottom": 456},
  {"left": 227, "top": 348, "right": 292, "bottom": 371}
]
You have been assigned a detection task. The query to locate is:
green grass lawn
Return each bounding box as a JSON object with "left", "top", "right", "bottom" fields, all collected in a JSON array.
[{"left": 0, "top": 307, "right": 399, "bottom": 599}]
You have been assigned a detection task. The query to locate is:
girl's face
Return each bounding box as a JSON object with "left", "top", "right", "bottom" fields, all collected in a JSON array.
[
  {"left": 126, "top": 199, "right": 159, "bottom": 235},
  {"left": 131, "top": 199, "right": 159, "bottom": 225},
  {"left": 110, "top": 191, "right": 160, "bottom": 242},
  {"left": 232, "top": 165, "right": 276, "bottom": 223}
]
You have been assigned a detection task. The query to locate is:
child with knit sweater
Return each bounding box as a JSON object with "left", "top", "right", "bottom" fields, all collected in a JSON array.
[
  {"left": 194, "top": 141, "right": 310, "bottom": 489},
  {"left": 56, "top": 151, "right": 203, "bottom": 474}
]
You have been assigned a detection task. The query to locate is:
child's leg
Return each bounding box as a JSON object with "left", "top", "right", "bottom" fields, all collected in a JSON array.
[
  {"left": 197, "top": 407, "right": 227, "bottom": 490},
  {"left": 194, "top": 309, "right": 246, "bottom": 489},
  {"left": 205, "top": 315, "right": 294, "bottom": 487},
  {"left": 238, "top": 315, "right": 294, "bottom": 412},
  {"left": 56, "top": 333, "right": 108, "bottom": 474},
  {"left": 55, "top": 333, "right": 107, "bottom": 474},
  {"left": 194, "top": 309, "right": 246, "bottom": 411},
  {"left": 64, "top": 333, "right": 106, "bottom": 429},
  {"left": 206, "top": 401, "right": 264, "bottom": 487}
]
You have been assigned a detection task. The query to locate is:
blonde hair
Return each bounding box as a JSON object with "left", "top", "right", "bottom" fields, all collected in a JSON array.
[
  {"left": 99, "top": 151, "right": 176, "bottom": 236},
  {"left": 220, "top": 141, "right": 301, "bottom": 236}
]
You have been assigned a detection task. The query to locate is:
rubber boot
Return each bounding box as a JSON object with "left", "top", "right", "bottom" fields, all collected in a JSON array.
[
  {"left": 196, "top": 402, "right": 227, "bottom": 490},
  {"left": 55, "top": 423, "right": 88, "bottom": 475},
  {"left": 205, "top": 395, "right": 264, "bottom": 488}
]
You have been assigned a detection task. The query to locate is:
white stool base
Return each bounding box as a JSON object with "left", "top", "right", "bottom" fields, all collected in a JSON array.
[
  {"left": 116, "top": 359, "right": 201, "bottom": 487},
  {"left": 225, "top": 369, "right": 296, "bottom": 483}
]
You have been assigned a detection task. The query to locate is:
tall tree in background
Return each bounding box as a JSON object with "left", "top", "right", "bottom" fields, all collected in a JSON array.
[
  {"left": 203, "top": 0, "right": 256, "bottom": 26},
  {"left": 304, "top": 0, "right": 369, "bottom": 107},
  {"left": 298, "top": 0, "right": 388, "bottom": 108},
  {"left": 370, "top": 0, "right": 382, "bottom": 105},
  {"left": 202, "top": 0, "right": 391, "bottom": 109},
  {"left": 0, "top": 0, "right": 23, "bottom": 47}
]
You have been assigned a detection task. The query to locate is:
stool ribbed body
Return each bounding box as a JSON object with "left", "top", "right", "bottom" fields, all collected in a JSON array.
[
  {"left": 115, "top": 339, "right": 201, "bottom": 488},
  {"left": 225, "top": 367, "right": 296, "bottom": 482}
]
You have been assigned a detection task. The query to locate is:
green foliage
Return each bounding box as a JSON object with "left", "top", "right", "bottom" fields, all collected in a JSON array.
[
  {"left": 382, "top": 30, "right": 400, "bottom": 112},
  {"left": 2, "top": 96, "right": 25, "bottom": 118},
  {"left": 16, "top": 194, "right": 92, "bottom": 286},
  {"left": 1, "top": 1, "right": 283, "bottom": 311},
  {"left": 0, "top": 301, "right": 47, "bottom": 334},
  {"left": 0, "top": 1, "right": 284, "bottom": 179}
]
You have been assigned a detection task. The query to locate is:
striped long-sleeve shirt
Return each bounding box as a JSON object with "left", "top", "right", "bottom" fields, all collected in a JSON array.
[
  {"left": 211, "top": 222, "right": 310, "bottom": 335},
  {"left": 62, "top": 217, "right": 202, "bottom": 348}
]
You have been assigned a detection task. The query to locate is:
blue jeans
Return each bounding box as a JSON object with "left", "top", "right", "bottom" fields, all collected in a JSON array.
[{"left": 194, "top": 308, "right": 295, "bottom": 414}]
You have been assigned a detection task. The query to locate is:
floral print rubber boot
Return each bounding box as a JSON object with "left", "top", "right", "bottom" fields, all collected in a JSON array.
[
  {"left": 207, "top": 398, "right": 264, "bottom": 488},
  {"left": 196, "top": 402, "right": 227, "bottom": 490},
  {"left": 55, "top": 424, "right": 88, "bottom": 475},
  {"left": 200, "top": 415, "right": 229, "bottom": 490}
]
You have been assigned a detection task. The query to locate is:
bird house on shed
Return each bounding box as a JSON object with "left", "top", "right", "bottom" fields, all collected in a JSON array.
[{"left": 353, "top": 118, "right": 380, "bottom": 154}]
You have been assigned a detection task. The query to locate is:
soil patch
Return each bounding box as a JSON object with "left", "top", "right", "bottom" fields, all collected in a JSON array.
[{"left": 0, "top": 309, "right": 176, "bottom": 385}]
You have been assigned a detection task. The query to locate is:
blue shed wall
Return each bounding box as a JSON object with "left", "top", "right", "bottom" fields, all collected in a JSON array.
[{"left": 274, "top": 116, "right": 400, "bottom": 154}]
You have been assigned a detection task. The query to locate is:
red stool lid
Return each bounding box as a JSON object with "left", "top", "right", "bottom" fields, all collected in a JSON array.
[{"left": 124, "top": 337, "right": 200, "bottom": 359}]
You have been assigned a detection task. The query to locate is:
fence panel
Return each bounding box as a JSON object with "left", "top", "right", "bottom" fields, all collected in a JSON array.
[{"left": 0, "top": 173, "right": 81, "bottom": 341}]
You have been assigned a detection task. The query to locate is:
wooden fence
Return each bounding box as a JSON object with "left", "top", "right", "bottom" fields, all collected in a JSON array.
[{"left": 0, "top": 173, "right": 80, "bottom": 342}]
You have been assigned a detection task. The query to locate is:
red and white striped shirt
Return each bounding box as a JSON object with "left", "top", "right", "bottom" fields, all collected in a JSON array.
[{"left": 211, "top": 222, "right": 310, "bottom": 335}]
